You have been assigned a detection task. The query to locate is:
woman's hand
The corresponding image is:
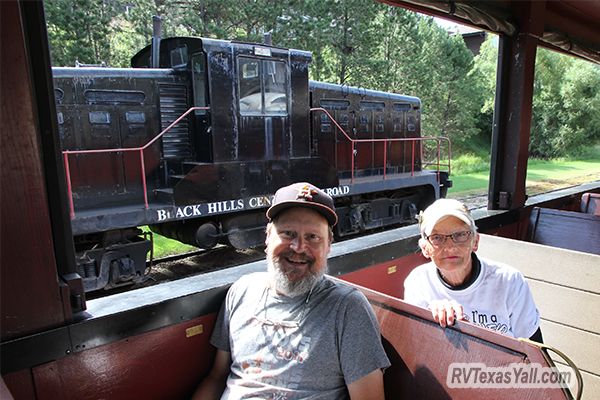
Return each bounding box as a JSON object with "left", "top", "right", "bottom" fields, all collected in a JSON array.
[{"left": 428, "top": 299, "right": 465, "bottom": 327}]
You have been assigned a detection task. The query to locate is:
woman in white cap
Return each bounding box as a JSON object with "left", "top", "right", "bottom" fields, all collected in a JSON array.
[{"left": 404, "top": 198, "right": 543, "bottom": 341}]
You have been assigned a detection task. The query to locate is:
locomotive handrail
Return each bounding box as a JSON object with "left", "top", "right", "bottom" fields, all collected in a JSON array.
[
  {"left": 310, "top": 107, "right": 451, "bottom": 183},
  {"left": 62, "top": 106, "right": 209, "bottom": 218}
]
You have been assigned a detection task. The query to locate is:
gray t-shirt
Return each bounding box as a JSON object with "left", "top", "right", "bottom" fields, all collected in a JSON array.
[{"left": 211, "top": 272, "right": 390, "bottom": 400}]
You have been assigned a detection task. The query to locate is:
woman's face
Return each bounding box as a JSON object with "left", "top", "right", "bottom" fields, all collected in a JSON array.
[{"left": 419, "top": 216, "right": 479, "bottom": 279}]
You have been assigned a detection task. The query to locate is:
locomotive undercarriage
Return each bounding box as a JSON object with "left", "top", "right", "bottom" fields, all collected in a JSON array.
[{"left": 73, "top": 228, "right": 152, "bottom": 292}]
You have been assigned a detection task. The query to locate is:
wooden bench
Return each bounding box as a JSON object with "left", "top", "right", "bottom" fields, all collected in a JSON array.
[
  {"left": 528, "top": 207, "right": 600, "bottom": 255},
  {"left": 478, "top": 234, "right": 600, "bottom": 399},
  {"left": 581, "top": 192, "right": 600, "bottom": 215},
  {"left": 352, "top": 283, "right": 576, "bottom": 400}
]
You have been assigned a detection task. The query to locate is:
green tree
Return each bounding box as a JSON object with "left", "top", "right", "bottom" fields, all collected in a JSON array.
[
  {"left": 557, "top": 61, "right": 600, "bottom": 154},
  {"left": 45, "top": 0, "right": 119, "bottom": 66}
]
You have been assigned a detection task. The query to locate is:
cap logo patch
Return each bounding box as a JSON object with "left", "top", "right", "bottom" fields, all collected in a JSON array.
[{"left": 297, "top": 185, "right": 318, "bottom": 201}]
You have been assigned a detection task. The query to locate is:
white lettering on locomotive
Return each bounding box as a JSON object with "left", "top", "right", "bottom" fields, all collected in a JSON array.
[
  {"left": 248, "top": 195, "right": 273, "bottom": 208},
  {"left": 157, "top": 209, "right": 171, "bottom": 221},
  {"left": 207, "top": 199, "right": 244, "bottom": 214},
  {"left": 324, "top": 185, "right": 350, "bottom": 197},
  {"left": 175, "top": 205, "right": 203, "bottom": 218}
]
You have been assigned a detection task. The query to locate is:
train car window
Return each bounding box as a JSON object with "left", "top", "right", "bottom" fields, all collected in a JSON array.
[
  {"left": 393, "top": 115, "right": 404, "bottom": 133},
  {"left": 263, "top": 61, "right": 287, "bottom": 114},
  {"left": 239, "top": 58, "right": 262, "bottom": 114},
  {"left": 320, "top": 99, "right": 350, "bottom": 110},
  {"left": 393, "top": 103, "right": 411, "bottom": 111},
  {"left": 339, "top": 113, "right": 349, "bottom": 130},
  {"left": 125, "top": 111, "right": 145, "bottom": 124},
  {"left": 407, "top": 115, "right": 416, "bottom": 132},
  {"left": 242, "top": 61, "right": 259, "bottom": 79},
  {"left": 192, "top": 53, "right": 207, "bottom": 115},
  {"left": 89, "top": 111, "right": 111, "bottom": 124},
  {"left": 54, "top": 88, "right": 64, "bottom": 103},
  {"left": 170, "top": 45, "right": 188, "bottom": 68},
  {"left": 359, "top": 101, "right": 385, "bottom": 111},
  {"left": 320, "top": 123, "right": 332, "bottom": 132},
  {"left": 84, "top": 90, "right": 145, "bottom": 105},
  {"left": 239, "top": 57, "right": 288, "bottom": 116},
  {"left": 57, "top": 112, "right": 64, "bottom": 125}
]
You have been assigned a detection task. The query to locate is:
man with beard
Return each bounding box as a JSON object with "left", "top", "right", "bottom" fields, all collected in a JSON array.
[{"left": 193, "top": 182, "right": 390, "bottom": 400}]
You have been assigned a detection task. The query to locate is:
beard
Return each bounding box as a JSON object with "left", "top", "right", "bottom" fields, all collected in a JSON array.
[{"left": 267, "top": 250, "right": 326, "bottom": 297}]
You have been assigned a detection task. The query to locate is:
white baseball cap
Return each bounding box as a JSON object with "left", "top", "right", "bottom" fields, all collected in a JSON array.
[{"left": 418, "top": 198, "right": 476, "bottom": 236}]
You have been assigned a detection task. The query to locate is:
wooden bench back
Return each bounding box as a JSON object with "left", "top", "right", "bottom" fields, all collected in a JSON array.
[{"left": 528, "top": 207, "right": 600, "bottom": 255}]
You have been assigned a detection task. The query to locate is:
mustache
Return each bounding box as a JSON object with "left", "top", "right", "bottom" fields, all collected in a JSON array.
[{"left": 278, "top": 250, "right": 315, "bottom": 264}]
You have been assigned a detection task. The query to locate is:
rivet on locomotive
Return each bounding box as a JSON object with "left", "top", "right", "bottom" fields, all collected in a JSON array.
[{"left": 53, "top": 32, "right": 451, "bottom": 292}]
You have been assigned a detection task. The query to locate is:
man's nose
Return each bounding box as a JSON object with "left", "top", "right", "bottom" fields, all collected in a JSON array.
[{"left": 290, "top": 236, "right": 306, "bottom": 252}]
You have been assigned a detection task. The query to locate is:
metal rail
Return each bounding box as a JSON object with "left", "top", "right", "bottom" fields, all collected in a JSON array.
[
  {"left": 62, "top": 106, "right": 209, "bottom": 218},
  {"left": 63, "top": 106, "right": 451, "bottom": 218},
  {"left": 309, "top": 107, "right": 451, "bottom": 183}
]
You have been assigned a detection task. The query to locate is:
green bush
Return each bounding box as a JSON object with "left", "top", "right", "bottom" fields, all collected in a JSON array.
[{"left": 451, "top": 154, "right": 489, "bottom": 175}]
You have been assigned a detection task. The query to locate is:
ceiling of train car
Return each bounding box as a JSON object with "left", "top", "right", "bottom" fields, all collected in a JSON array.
[{"left": 380, "top": 0, "right": 600, "bottom": 64}]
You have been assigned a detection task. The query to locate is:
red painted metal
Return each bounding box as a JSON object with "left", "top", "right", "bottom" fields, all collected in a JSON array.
[
  {"left": 310, "top": 108, "right": 451, "bottom": 183},
  {"left": 383, "top": 142, "right": 387, "bottom": 180},
  {"left": 62, "top": 106, "right": 209, "bottom": 217},
  {"left": 63, "top": 152, "right": 75, "bottom": 219},
  {"left": 140, "top": 149, "right": 148, "bottom": 208},
  {"left": 31, "top": 315, "right": 217, "bottom": 400},
  {"left": 340, "top": 252, "right": 427, "bottom": 299}
]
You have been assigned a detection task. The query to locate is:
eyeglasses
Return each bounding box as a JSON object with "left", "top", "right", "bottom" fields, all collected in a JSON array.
[
  {"left": 426, "top": 230, "right": 472, "bottom": 246},
  {"left": 251, "top": 283, "right": 317, "bottom": 331}
]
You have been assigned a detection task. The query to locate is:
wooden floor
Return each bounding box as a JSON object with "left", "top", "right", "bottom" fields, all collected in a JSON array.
[{"left": 478, "top": 234, "right": 600, "bottom": 399}]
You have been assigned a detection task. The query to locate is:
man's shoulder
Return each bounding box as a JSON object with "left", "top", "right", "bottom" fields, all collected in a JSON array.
[
  {"left": 321, "top": 277, "right": 367, "bottom": 302},
  {"left": 230, "top": 272, "right": 267, "bottom": 293}
]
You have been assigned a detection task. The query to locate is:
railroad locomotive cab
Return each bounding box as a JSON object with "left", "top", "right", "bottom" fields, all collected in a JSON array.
[{"left": 133, "top": 37, "right": 338, "bottom": 250}]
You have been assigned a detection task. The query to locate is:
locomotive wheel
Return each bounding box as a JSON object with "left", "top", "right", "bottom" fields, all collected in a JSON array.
[{"left": 194, "top": 223, "right": 219, "bottom": 249}]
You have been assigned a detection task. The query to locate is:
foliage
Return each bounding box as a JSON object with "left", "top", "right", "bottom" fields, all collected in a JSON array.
[{"left": 44, "top": 0, "right": 600, "bottom": 159}]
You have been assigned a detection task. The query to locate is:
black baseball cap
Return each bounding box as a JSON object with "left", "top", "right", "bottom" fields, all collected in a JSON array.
[{"left": 266, "top": 182, "right": 338, "bottom": 226}]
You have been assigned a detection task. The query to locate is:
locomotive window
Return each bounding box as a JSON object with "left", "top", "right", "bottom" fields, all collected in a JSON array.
[
  {"left": 359, "top": 101, "right": 385, "bottom": 111},
  {"left": 393, "top": 103, "right": 411, "bottom": 111},
  {"left": 54, "top": 88, "right": 64, "bottom": 103},
  {"left": 407, "top": 115, "right": 416, "bottom": 132},
  {"left": 264, "top": 61, "right": 287, "bottom": 114},
  {"left": 85, "top": 90, "right": 145, "bottom": 105},
  {"left": 320, "top": 99, "right": 350, "bottom": 110},
  {"left": 170, "top": 45, "right": 188, "bottom": 68},
  {"left": 238, "top": 57, "right": 288, "bottom": 115},
  {"left": 89, "top": 111, "right": 111, "bottom": 124},
  {"left": 242, "top": 61, "right": 259, "bottom": 79},
  {"left": 192, "top": 53, "right": 207, "bottom": 115},
  {"left": 125, "top": 111, "right": 145, "bottom": 124}
]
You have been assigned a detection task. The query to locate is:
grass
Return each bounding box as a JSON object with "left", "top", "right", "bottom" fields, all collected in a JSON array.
[
  {"left": 142, "top": 226, "right": 196, "bottom": 259},
  {"left": 449, "top": 156, "right": 600, "bottom": 198}
]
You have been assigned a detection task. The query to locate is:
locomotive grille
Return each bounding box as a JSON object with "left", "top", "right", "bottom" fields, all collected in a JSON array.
[{"left": 159, "top": 84, "right": 192, "bottom": 159}]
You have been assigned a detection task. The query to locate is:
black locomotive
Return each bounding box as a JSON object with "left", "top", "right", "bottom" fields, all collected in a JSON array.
[{"left": 53, "top": 36, "right": 451, "bottom": 292}]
